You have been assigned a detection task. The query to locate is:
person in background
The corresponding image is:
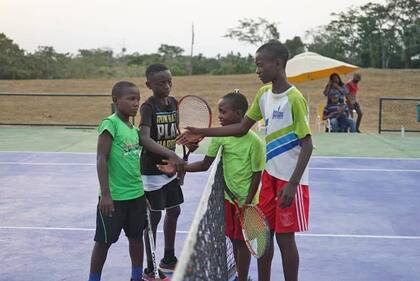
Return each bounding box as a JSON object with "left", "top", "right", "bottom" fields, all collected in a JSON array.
[
  {"left": 323, "top": 73, "right": 348, "bottom": 105},
  {"left": 345, "top": 73, "right": 363, "bottom": 133},
  {"left": 323, "top": 92, "right": 356, "bottom": 133}
]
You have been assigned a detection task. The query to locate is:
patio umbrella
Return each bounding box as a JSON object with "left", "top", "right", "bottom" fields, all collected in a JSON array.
[{"left": 286, "top": 52, "right": 358, "bottom": 83}]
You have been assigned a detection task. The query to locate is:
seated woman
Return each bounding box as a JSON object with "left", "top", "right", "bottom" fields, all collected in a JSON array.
[
  {"left": 323, "top": 73, "right": 348, "bottom": 105},
  {"left": 323, "top": 92, "right": 356, "bottom": 133}
]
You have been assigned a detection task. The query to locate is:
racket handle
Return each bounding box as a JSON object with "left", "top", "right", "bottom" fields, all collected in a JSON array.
[{"left": 182, "top": 145, "right": 190, "bottom": 161}]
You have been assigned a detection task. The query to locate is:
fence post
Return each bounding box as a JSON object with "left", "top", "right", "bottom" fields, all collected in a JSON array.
[
  {"left": 417, "top": 103, "right": 420, "bottom": 122},
  {"left": 378, "top": 98, "right": 382, "bottom": 134}
]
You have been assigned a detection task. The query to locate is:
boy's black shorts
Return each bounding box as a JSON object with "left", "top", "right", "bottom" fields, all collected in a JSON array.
[
  {"left": 94, "top": 195, "right": 146, "bottom": 244},
  {"left": 146, "top": 179, "right": 184, "bottom": 211}
]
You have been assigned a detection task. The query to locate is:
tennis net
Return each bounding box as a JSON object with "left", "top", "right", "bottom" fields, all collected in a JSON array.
[{"left": 172, "top": 149, "right": 236, "bottom": 281}]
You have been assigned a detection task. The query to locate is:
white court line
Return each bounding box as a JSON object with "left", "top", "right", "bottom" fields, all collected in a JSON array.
[
  {"left": 1, "top": 226, "right": 419, "bottom": 240},
  {"left": 312, "top": 155, "right": 420, "bottom": 161},
  {"left": 1, "top": 162, "right": 419, "bottom": 173},
  {"left": 311, "top": 167, "right": 420, "bottom": 173},
  {"left": 0, "top": 151, "right": 96, "bottom": 155},
  {"left": 0, "top": 162, "right": 95, "bottom": 166},
  {"left": 0, "top": 226, "right": 188, "bottom": 234},
  {"left": 1, "top": 151, "right": 419, "bottom": 161},
  {"left": 297, "top": 233, "right": 420, "bottom": 240}
]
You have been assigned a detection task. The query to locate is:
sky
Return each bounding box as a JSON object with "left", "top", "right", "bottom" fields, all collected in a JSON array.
[{"left": 0, "top": 0, "right": 386, "bottom": 57}]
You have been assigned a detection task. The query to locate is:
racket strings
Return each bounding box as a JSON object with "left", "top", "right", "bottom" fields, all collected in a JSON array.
[
  {"left": 178, "top": 97, "right": 211, "bottom": 130},
  {"left": 241, "top": 206, "right": 270, "bottom": 258}
]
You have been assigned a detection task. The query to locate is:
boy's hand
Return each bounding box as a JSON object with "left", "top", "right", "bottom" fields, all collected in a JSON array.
[
  {"left": 156, "top": 159, "right": 176, "bottom": 176},
  {"left": 185, "top": 142, "right": 199, "bottom": 153},
  {"left": 176, "top": 127, "right": 203, "bottom": 145},
  {"left": 277, "top": 182, "right": 298, "bottom": 208},
  {"left": 168, "top": 152, "right": 186, "bottom": 185},
  {"left": 99, "top": 195, "right": 115, "bottom": 217}
]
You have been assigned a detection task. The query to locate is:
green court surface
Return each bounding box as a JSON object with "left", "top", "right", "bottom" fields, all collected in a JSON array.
[{"left": 0, "top": 125, "right": 419, "bottom": 158}]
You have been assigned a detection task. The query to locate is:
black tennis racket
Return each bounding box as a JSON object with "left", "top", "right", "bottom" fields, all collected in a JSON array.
[
  {"left": 177, "top": 95, "right": 212, "bottom": 161},
  {"left": 145, "top": 204, "right": 161, "bottom": 280}
]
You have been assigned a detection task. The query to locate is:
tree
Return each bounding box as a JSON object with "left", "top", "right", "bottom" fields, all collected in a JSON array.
[
  {"left": 305, "top": 0, "right": 420, "bottom": 68},
  {"left": 0, "top": 33, "right": 29, "bottom": 79},
  {"left": 387, "top": 0, "right": 420, "bottom": 67},
  {"left": 305, "top": 27, "right": 348, "bottom": 62},
  {"left": 28, "top": 46, "right": 72, "bottom": 78},
  {"left": 284, "top": 36, "right": 305, "bottom": 58},
  {"left": 224, "top": 17, "right": 280, "bottom": 46},
  {"left": 158, "top": 44, "right": 184, "bottom": 59}
]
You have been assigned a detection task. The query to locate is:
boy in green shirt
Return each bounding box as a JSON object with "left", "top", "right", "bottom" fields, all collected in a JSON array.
[
  {"left": 88, "top": 81, "right": 145, "bottom": 281},
  {"left": 158, "top": 92, "right": 265, "bottom": 281}
]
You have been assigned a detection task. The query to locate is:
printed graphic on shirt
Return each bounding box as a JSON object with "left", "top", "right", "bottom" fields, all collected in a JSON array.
[
  {"left": 156, "top": 111, "right": 177, "bottom": 150},
  {"left": 272, "top": 105, "right": 284, "bottom": 120},
  {"left": 122, "top": 138, "right": 141, "bottom": 156}
]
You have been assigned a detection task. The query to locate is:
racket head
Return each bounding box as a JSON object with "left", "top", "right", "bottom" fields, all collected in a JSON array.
[
  {"left": 177, "top": 95, "right": 212, "bottom": 132},
  {"left": 177, "top": 95, "right": 212, "bottom": 160},
  {"left": 239, "top": 205, "right": 270, "bottom": 258}
]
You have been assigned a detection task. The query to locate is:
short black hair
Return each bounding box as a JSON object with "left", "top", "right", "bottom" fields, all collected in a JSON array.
[
  {"left": 111, "top": 81, "right": 137, "bottom": 97},
  {"left": 145, "top": 63, "right": 169, "bottom": 80},
  {"left": 353, "top": 73, "right": 361, "bottom": 80},
  {"left": 222, "top": 91, "right": 248, "bottom": 117},
  {"left": 256, "top": 40, "right": 289, "bottom": 68}
]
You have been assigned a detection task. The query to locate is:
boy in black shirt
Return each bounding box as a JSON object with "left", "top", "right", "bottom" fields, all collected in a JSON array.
[{"left": 139, "top": 63, "right": 185, "bottom": 280}]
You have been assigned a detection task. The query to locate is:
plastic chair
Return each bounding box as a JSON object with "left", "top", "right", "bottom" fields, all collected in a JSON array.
[{"left": 316, "top": 103, "right": 331, "bottom": 132}]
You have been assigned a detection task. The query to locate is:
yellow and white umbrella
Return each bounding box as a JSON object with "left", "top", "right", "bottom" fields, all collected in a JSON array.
[{"left": 286, "top": 52, "right": 358, "bottom": 83}]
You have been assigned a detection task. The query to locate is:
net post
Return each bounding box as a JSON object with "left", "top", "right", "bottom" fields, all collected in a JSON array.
[
  {"left": 172, "top": 148, "right": 229, "bottom": 281},
  {"left": 378, "top": 98, "right": 383, "bottom": 134}
]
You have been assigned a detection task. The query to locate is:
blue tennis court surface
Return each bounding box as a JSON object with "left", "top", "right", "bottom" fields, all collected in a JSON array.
[{"left": 1, "top": 152, "right": 420, "bottom": 281}]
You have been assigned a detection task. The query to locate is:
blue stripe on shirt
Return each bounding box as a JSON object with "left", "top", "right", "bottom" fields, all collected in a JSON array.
[
  {"left": 266, "top": 132, "right": 297, "bottom": 153},
  {"left": 266, "top": 139, "right": 300, "bottom": 161}
]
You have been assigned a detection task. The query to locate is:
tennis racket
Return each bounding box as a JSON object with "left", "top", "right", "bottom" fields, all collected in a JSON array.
[
  {"left": 224, "top": 186, "right": 270, "bottom": 258},
  {"left": 177, "top": 95, "right": 212, "bottom": 161},
  {"left": 145, "top": 204, "right": 161, "bottom": 280}
]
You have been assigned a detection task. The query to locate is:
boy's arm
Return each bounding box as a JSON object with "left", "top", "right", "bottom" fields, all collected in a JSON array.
[
  {"left": 140, "top": 125, "right": 185, "bottom": 183},
  {"left": 186, "top": 156, "right": 215, "bottom": 172},
  {"left": 177, "top": 116, "right": 255, "bottom": 145},
  {"left": 157, "top": 156, "right": 215, "bottom": 174},
  {"left": 278, "top": 135, "right": 313, "bottom": 208},
  {"left": 97, "top": 130, "right": 115, "bottom": 217},
  {"left": 245, "top": 171, "right": 262, "bottom": 205}
]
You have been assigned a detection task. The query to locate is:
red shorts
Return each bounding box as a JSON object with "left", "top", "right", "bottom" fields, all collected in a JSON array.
[
  {"left": 224, "top": 200, "right": 245, "bottom": 241},
  {"left": 258, "top": 171, "right": 309, "bottom": 233}
]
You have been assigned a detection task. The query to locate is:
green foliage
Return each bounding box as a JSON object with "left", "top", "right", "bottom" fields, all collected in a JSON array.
[
  {"left": 0, "top": 33, "right": 255, "bottom": 79},
  {"left": 306, "top": 0, "right": 420, "bottom": 68},
  {"left": 284, "top": 36, "right": 305, "bottom": 58},
  {"left": 0, "top": 33, "right": 30, "bottom": 79},
  {"left": 158, "top": 44, "right": 185, "bottom": 59},
  {"left": 224, "top": 17, "right": 280, "bottom": 46}
]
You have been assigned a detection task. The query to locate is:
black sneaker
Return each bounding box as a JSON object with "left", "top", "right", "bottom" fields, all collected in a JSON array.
[
  {"left": 159, "top": 256, "right": 178, "bottom": 273},
  {"left": 142, "top": 267, "right": 170, "bottom": 281}
]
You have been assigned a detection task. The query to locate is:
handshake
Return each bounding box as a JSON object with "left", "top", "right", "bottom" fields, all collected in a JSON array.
[{"left": 159, "top": 128, "right": 204, "bottom": 184}]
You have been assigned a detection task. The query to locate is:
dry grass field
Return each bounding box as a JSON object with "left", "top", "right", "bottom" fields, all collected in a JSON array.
[{"left": 0, "top": 68, "right": 419, "bottom": 132}]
